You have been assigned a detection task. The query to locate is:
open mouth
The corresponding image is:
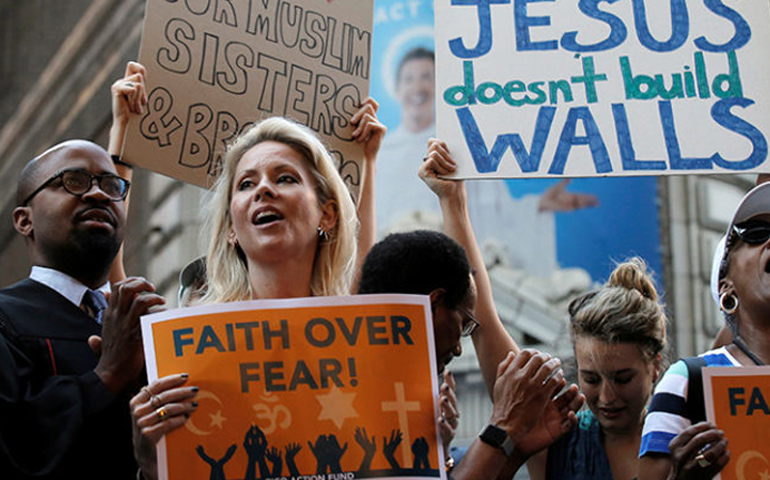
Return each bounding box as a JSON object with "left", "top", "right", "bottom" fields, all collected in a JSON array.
[
  {"left": 252, "top": 210, "right": 284, "bottom": 226},
  {"left": 77, "top": 208, "right": 116, "bottom": 227}
]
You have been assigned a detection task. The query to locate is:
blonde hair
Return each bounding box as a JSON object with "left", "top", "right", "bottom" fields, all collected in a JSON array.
[
  {"left": 200, "top": 117, "right": 358, "bottom": 303},
  {"left": 569, "top": 257, "right": 667, "bottom": 361}
]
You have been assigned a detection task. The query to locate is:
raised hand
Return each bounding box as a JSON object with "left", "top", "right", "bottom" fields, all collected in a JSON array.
[
  {"left": 383, "top": 429, "right": 403, "bottom": 470},
  {"left": 351, "top": 97, "right": 387, "bottom": 163},
  {"left": 266, "top": 446, "right": 283, "bottom": 477},
  {"left": 489, "top": 350, "right": 567, "bottom": 445},
  {"left": 195, "top": 444, "right": 237, "bottom": 480},
  {"left": 411, "top": 437, "right": 430, "bottom": 469},
  {"left": 355, "top": 427, "right": 376, "bottom": 472},
  {"left": 110, "top": 61, "right": 147, "bottom": 156},
  {"left": 308, "top": 435, "right": 329, "bottom": 474},
  {"left": 285, "top": 443, "right": 302, "bottom": 477},
  {"left": 243, "top": 425, "right": 270, "bottom": 480},
  {"left": 196, "top": 445, "right": 214, "bottom": 465},
  {"left": 324, "top": 434, "right": 348, "bottom": 472},
  {"left": 419, "top": 139, "right": 463, "bottom": 202},
  {"left": 538, "top": 179, "right": 599, "bottom": 213},
  {"left": 515, "top": 383, "right": 584, "bottom": 456}
]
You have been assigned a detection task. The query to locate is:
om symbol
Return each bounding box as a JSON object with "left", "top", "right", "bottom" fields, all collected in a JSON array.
[{"left": 252, "top": 391, "right": 291, "bottom": 434}]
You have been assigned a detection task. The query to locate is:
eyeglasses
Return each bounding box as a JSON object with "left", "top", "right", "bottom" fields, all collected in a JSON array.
[
  {"left": 21, "top": 169, "right": 130, "bottom": 206},
  {"left": 733, "top": 220, "right": 770, "bottom": 245},
  {"left": 460, "top": 308, "right": 480, "bottom": 337}
]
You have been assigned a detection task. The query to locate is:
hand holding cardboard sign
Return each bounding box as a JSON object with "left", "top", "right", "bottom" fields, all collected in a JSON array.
[
  {"left": 109, "top": 62, "right": 148, "bottom": 157},
  {"left": 351, "top": 97, "right": 387, "bottom": 163}
]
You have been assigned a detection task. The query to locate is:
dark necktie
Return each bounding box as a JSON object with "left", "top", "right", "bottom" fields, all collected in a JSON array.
[{"left": 83, "top": 289, "right": 107, "bottom": 324}]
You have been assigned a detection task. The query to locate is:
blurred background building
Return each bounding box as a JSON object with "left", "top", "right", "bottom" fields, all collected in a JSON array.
[{"left": 0, "top": 0, "right": 757, "bottom": 462}]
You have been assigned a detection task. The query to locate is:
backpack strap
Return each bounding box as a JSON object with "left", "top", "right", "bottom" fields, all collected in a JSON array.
[{"left": 682, "top": 356, "right": 708, "bottom": 424}]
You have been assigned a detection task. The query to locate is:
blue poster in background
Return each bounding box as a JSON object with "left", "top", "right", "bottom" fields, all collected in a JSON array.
[{"left": 371, "top": 0, "right": 661, "bottom": 287}]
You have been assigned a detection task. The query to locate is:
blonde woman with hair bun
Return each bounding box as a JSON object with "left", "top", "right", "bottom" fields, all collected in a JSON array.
[{"left": 526, "top": 257, "right": 667, "bottom": 480}]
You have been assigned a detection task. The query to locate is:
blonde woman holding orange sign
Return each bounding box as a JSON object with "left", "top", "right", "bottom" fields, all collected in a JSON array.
[{"left": 107, "top": 61, "right": 387, "bottom": 479}]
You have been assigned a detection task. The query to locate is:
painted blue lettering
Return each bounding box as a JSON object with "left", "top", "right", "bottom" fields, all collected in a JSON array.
[
  {"left": 515, "top": 0, "right": 558, "bottom": 51},
  {"left": 711, "top": 97, "right": 767, "bottom": 170},
  {"left": 448, "top": 0, "right": 511, "bottom": 58},
  {"left": 632, "top": 0, "right": 689, "bottom": 52},
  {"left": 549, "top": 107, "right": 611, "bottom": 174},
  {"left": 695, "top": 0, "right": 751, "bottom": 52},
  {"left": 660, "top": 101, "right": 712, "bottom": 169},
  {"left": 455, "top": 106, "right": 555, "bottom": 173},
  {"left": 561, "top": 0, "right": 627, "bottom": 52},
  {"left": 611, "top": 103, "right": 667, "bottom": 171}
]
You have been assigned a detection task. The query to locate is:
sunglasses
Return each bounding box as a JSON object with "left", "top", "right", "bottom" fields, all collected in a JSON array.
[
  {"left": 733, "top": 220, "right": 770, "bottom": 245},
  {"left": 22, "top": 169, "right": 130, "bottom": 206}
]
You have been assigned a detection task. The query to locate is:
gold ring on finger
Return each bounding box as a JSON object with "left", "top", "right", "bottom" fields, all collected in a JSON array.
[
  {"left": 156, "top": 406, "right": 169, "bottom": 421},
  {"left": 695, "top": 453, "right": 711, "bottom": 468}
]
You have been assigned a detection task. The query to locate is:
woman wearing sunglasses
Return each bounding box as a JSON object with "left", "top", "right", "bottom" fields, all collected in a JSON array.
[{"left": 639, "top": 182, "right": 770, "bottom": 480}]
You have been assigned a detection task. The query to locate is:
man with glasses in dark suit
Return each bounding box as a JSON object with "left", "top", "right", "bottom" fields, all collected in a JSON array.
[{"left": 0, "top": 139, "right": 165, "bottom": 479}]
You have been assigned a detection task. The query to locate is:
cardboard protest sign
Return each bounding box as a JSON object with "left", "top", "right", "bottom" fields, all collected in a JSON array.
[
  {"left": 123, "top": 0, "right": 373, "bottom": 194},
  {"left": 141, "top": 294, "right": 446, "bottom": 480},
  {"left": 703, "top": 366, "right": 770, "bottom": 480},
  {"left": 435, "top": 0, "right": 770, "bottom": 178}
]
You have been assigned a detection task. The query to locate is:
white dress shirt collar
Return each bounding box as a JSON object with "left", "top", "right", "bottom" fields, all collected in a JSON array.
[{"left": 30, "top": 266, "right": 110, "bottom": 307}]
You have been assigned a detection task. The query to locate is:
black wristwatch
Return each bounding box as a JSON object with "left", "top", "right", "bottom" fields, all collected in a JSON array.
[{"left": 479, "top": 424, "right": 515, "bottom": 457}]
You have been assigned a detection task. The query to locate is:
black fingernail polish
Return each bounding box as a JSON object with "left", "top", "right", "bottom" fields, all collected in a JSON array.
[
  {"left": 180, "top": 373, "right": 189, "bottom": 379},
  {"left": 191, "top": 386, "right": 199, "bottom": 392},
  {"left": 192, "top": 401, "right": 198, "bottom": 408}
]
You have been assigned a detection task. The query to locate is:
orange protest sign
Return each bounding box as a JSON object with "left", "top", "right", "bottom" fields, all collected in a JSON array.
[
  {"left": 141, "top": 294, "right": 446, "bottom": 480},
  {"left": 703, "top": 366, "right": 770, "bottom": 480}
]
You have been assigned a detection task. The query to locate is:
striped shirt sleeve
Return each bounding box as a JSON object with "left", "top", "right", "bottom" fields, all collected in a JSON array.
[{"left": 640, "top": 360, "right": 690, "bottom": 456}]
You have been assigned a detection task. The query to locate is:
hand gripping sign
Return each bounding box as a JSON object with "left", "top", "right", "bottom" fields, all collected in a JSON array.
[{"left": 141, "top": 294, "right": 446, "bottom": 480}]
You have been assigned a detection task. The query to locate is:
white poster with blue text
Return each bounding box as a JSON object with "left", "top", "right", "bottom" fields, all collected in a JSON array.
[
  {"left": 371, "top": 0, "right": 662, "bottom": 348},
  {"left": 435, "top": 0, "right": 770, "bottom": 178}
]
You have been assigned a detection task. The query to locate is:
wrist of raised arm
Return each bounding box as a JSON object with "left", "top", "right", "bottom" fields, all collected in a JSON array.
[{"left": 439, "top": 194, "right": 468, "bottom": 216}]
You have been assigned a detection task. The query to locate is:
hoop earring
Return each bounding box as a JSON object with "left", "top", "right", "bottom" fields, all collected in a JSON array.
[{"left": 720, "top": 292, "right": 738, "bottom": 314}]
